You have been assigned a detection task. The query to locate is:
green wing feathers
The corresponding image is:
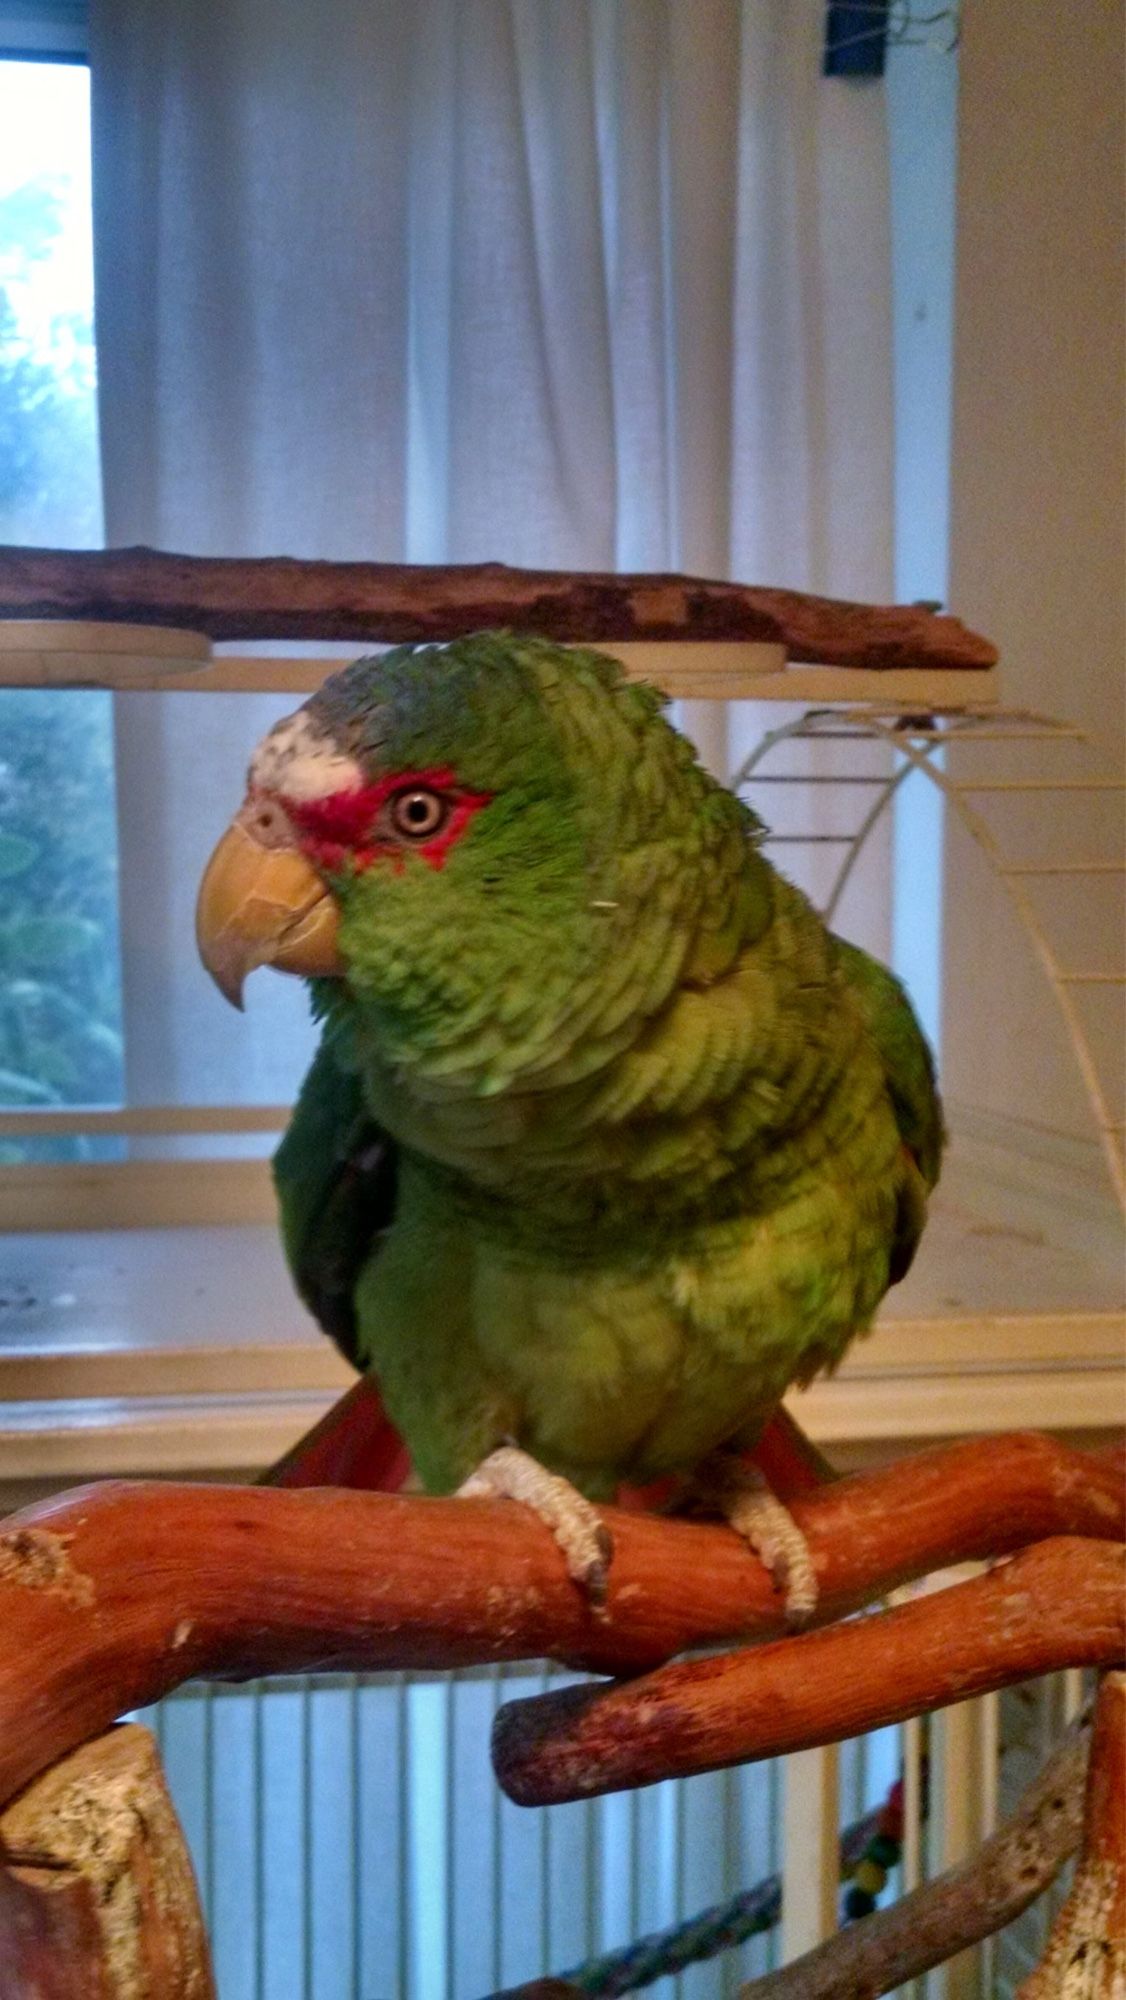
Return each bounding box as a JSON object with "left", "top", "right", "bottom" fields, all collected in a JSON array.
[
  {"left": 834, "top": 935, "right": 945, "bottom": 1284},
  {"left": 273, "top": 1031, "right": 398, "bottom": 1365},
  {"left": 834, "top": 937, "right": 944, "bottom": 1186}
]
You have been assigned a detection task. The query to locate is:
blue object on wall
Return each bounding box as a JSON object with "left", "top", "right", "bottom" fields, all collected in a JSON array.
[{"left": 823, "top": 2, "right": 891, "bottom": 77}]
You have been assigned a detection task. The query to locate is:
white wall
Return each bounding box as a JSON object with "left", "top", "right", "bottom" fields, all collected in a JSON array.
[
  {"left": 886, "top": 36, "right": 960, "bottom": 1050},
  {"left": 943, "top": 0, "right": 1125, "bottom": 1144}
]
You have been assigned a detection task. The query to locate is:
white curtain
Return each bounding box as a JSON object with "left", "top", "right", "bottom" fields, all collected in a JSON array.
[{"left": 90, "top": 0, "right": 895, "bottom": 1120}]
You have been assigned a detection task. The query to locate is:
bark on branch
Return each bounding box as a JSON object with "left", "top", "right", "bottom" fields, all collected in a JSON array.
[
  {"left": 0, "top": 544, "right": 999, "bottom": 668},
  {"left": 0, "top": 1724, "right": 214, "bottom": 1999},
  {"left": 0, "top": 1434, "right": 1119, "bottom": 1818},
  {"left": 1018, "top": 1670, "right": 1126, "bottom": 1997},
  {"left": 492, "top": 1538, "right": 1125, "bottom": 1805}
]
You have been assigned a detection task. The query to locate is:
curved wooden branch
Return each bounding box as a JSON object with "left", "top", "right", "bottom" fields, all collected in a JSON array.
[
  {"left": 492, "top": 1539, "right": 1125, "bottom": 1805},
  {"left": 1018, "top": 1670, "right": 1126, "bottom": 1998},
  {"left": 0, "top": 544, "right": 999, "bottom": 667},
  {"left": 0, "top": 1435, "right": 1118, "bottom": 1815},
  {"left": 729, "top": 1725, "right": 1090, "bottom": 2000}
]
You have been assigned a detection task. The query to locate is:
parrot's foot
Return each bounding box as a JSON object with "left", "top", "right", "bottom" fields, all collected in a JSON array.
[
  {"left": 699, "top": 1452, "right": 819, "bottom": 1626},
  {"left": 456, "top": 1445, "right": 614, "bottom": 1606}
]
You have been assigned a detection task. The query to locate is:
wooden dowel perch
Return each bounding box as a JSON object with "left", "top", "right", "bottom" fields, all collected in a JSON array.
[
  {"left": 0, "top": 543, "right": 998, "bottom": 668},
  {"left": 0, "top": 1434, "right": 1119, "bottom": 1820},
  {"left": 492, "top": 1536, "right": 1124, "bottom": 1805},
  {"left": 0, "top": 1724, "right": 214, "bottom": 1999}
]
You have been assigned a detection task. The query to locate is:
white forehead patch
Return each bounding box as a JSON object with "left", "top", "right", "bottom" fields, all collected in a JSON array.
[{"left": 249, "top": 709, "right": 364, "bottom": 802}]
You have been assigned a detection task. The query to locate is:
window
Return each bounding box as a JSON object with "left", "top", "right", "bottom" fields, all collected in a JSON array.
[
  {"left": 0, "top": 43, "right": 125, "bottom": 1163},
  {"left": 0, "top": 12, "right": 942, "bottom": 1205},
  {"left": 0, "top": 57, "right": 99, "bottom": 548}
]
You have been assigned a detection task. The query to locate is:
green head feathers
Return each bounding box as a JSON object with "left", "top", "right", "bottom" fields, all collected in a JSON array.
[{"left": 244, "top": 632, "right": 772, "bottom": 1093}]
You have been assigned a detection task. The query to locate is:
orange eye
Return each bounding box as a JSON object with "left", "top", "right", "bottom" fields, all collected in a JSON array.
[{"left": 390, "top": 788, "right": 448, "bottom": 840}]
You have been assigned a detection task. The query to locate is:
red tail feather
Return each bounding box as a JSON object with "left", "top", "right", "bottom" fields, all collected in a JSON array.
[
  {"left": 748, "top": 1405, "right": 838, "bottom": 1498},
  {"left": 263, "top": 1384, "right": 832, "bottom": 1506},
  {"left": 617, "top": 1410, "right": 835, "bottom": 1514},
  {"left": 263, "top": 1377, "right": 412, "bottom": 1491}
]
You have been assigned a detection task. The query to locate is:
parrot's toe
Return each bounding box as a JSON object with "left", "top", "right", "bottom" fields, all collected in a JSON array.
[
  {"left": 456, "top": 1445, "right": 614, "bottom": 1608},
  {"left": 698, "top": 1453, "right": 819, "bottom": 1626}
]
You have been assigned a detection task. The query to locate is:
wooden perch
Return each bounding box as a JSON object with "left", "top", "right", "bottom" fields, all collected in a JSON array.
[
  {"left": 0, "top": 1724, "right": 214, "bottom": 1999},
  {"left": 492, "top": 1722, "right": 1090, "bottom": 2000},
  {"left": 492, "top": 1539, "right": 1125, "bottom": 1806},
  {"left": 0, "top": 1434, "right": 1119, "bottom": 1819},
  {"left": 0, "top": 543, "right": 998, "bottom": 668},
  {"left": 1018, "top": 1670, "right": 1126, "bottom": 1997}
]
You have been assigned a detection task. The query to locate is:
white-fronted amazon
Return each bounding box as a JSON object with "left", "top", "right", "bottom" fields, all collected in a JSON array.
[{"left": 197, "top": 633, "right": 943, "bottom": 1614}]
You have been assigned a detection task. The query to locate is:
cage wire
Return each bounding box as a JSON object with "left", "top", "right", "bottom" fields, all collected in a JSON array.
[{"left": 732, "top": 705, "right": 1126, "bottom": 1215}]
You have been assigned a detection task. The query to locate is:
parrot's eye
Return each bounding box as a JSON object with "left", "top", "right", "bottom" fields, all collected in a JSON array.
[
  {"left": 277, "top": 766, "right": 489, "bottom": 872},
  {"left": 389, "top": 788, "right": 448, "bottom": 840}
]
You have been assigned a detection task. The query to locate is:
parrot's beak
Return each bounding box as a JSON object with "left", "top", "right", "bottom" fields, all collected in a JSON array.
[{"left": 196, "top": 801, "right": 344, "bottom": 1009}]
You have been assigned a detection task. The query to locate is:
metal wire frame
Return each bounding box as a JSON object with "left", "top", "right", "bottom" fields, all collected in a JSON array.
[
  {"left": 142, "top": 1665, "right": 790, "bottom": 1998},
  {"left": 732, "top": 706, "right": 1126, "bottom": 1214}
]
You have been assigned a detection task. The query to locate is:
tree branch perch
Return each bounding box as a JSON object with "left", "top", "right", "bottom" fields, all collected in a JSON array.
[
  {"left": 0, "top": 1724, "right": 214, "bottom": 1999},
  {"left": 491, "top": 1538, "right": 1124, "bottom": 1805},
  {"left": 1018, "top": 1670, "right": 1126, "bottom": 1997},
  {"left": 0, "top": 544, "right": 998, "bottom": 667},
  {"left": 0, "top": 1434, "right": 1119, "bottom": 1818},
  {"left": 730, "top": 1724, "right": 1090, "bottom": 2000}
]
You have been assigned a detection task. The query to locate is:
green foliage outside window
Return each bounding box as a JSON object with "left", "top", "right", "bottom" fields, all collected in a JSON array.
[
  {"left": 0, "top": 689, "right": 124, "bottom": 1156},
  {"left": 0, "top": 62, "right": 122, "bottom": 1158}
]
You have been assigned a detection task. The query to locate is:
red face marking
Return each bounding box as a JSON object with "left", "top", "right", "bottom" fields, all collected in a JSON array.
[{"left": 276, "top": 766, "right": 492, "bottom": 875}]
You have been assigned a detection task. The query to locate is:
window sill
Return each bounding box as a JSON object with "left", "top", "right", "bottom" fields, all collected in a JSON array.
[
  {"left": 0, "top": 1308, "right": 1120, "bottom": 1498},
  {"left": 1, "top": 1106, "right": 1121, "bottom": 1506}
]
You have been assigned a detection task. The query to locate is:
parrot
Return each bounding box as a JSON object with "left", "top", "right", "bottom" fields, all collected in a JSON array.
[{"left": 196, "top": 632, "right": 943, "bottom": 1617}]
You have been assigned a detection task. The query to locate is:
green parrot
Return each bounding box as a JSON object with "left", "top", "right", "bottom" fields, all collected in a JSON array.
[{"left": 197, "top": 633, "right": 943, "bottom": 1614}]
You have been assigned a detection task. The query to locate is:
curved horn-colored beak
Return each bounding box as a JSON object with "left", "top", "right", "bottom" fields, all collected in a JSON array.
[{"left": 196, "top": 806, "right": 344, "bottom": 1009}]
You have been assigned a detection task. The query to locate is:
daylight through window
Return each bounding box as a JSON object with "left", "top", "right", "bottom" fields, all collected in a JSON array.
[{"left": 0, "top": 57, "right": 122, "bottom": 1160}]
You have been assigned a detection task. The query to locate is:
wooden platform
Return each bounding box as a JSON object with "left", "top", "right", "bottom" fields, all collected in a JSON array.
[{"left": 0, "top": 620, "right": 999, "bottom": 707}]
